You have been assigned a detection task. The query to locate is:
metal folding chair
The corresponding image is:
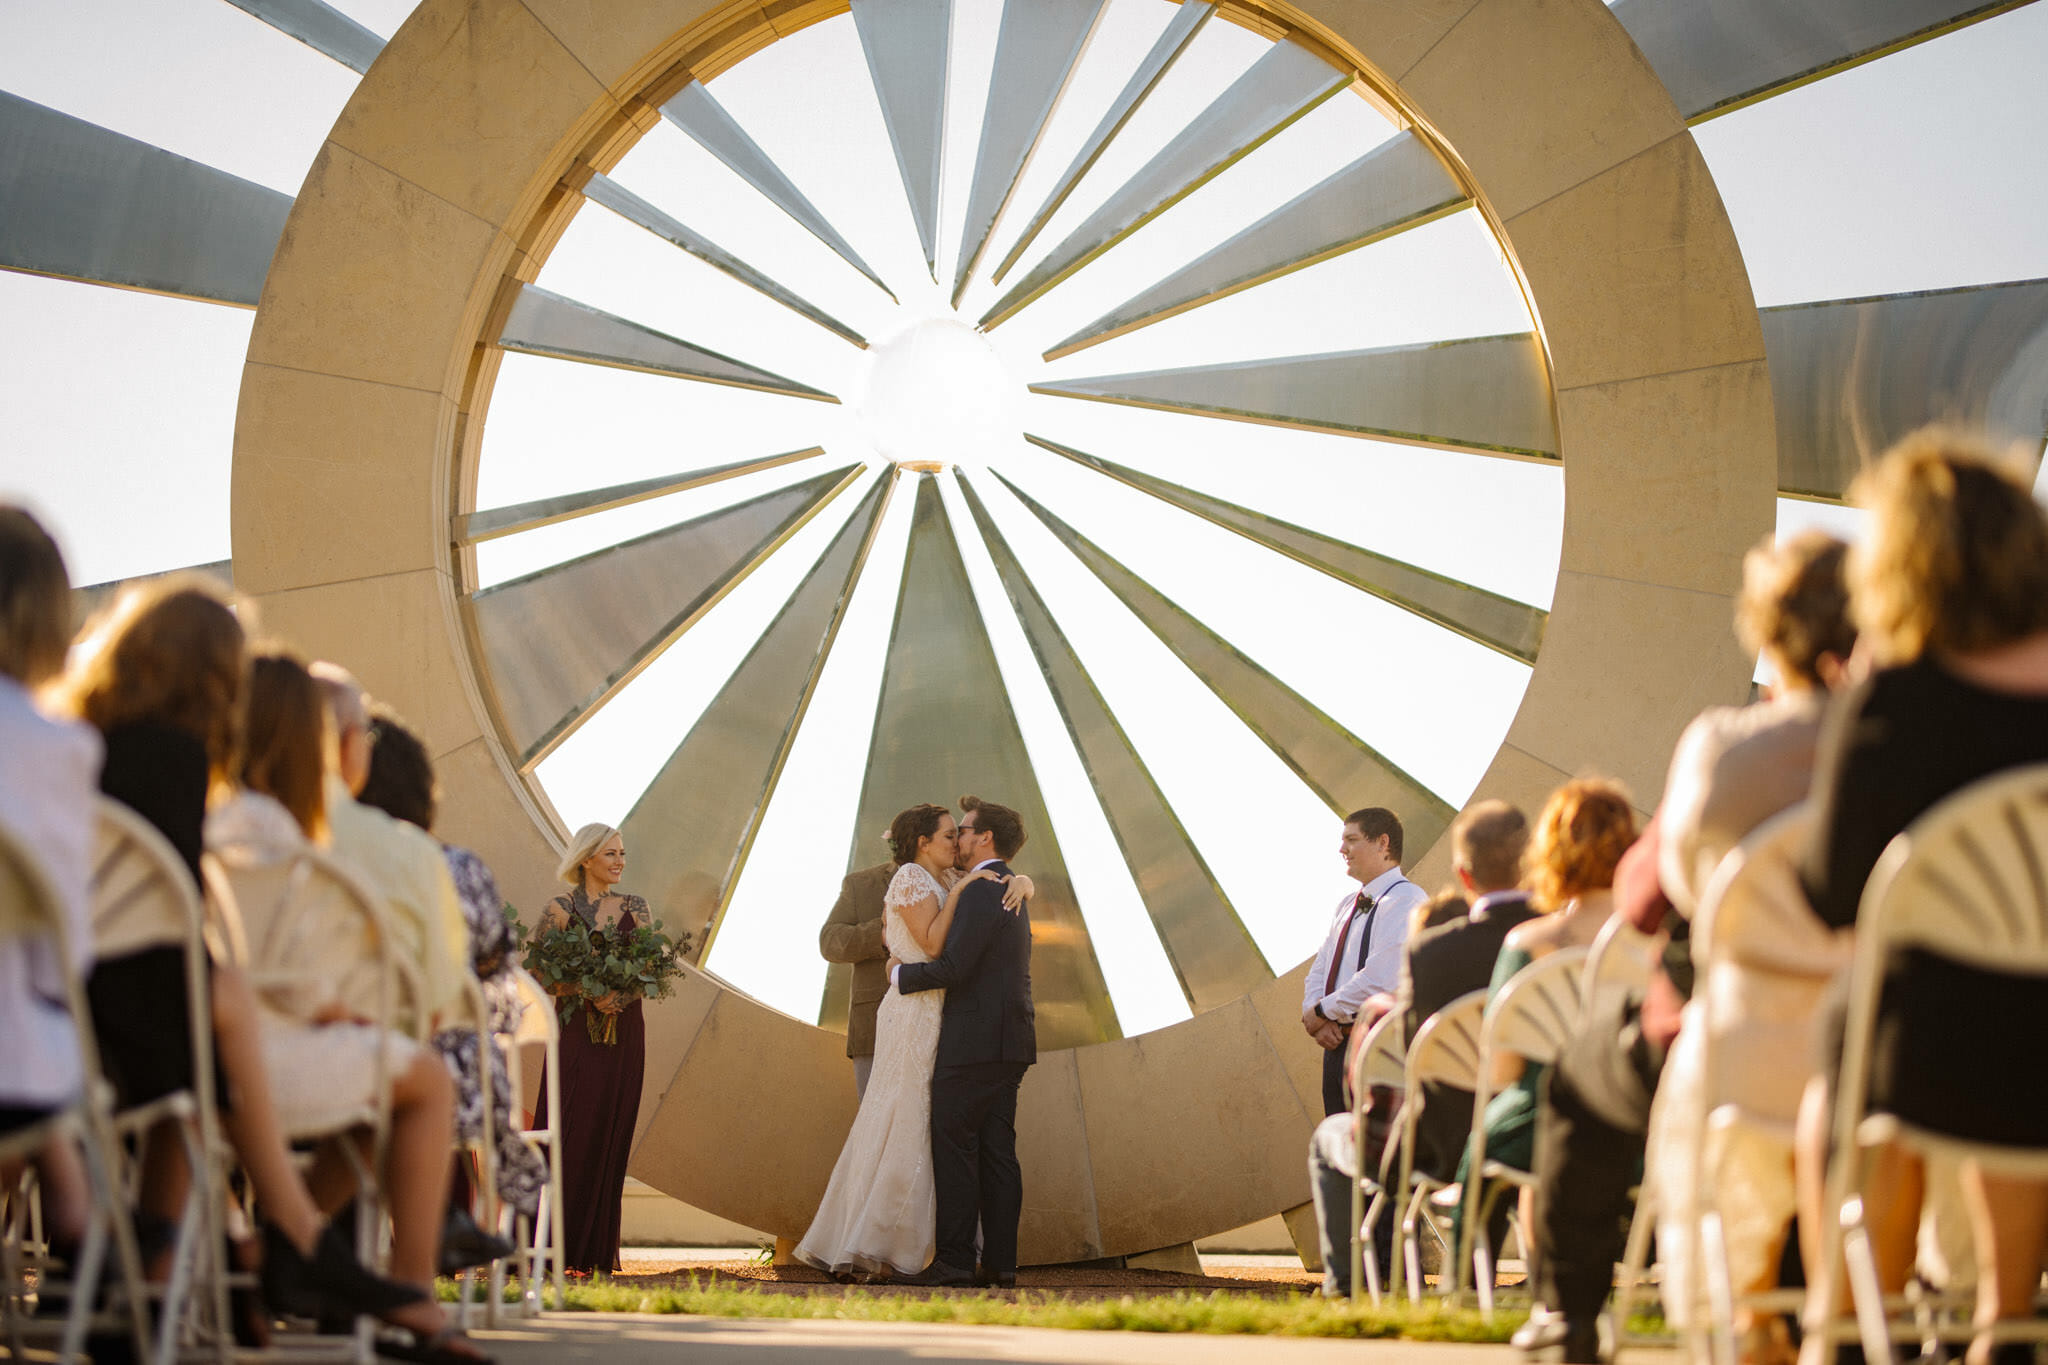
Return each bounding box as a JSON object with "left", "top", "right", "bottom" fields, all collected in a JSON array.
[
  {"left": 1389, "top": 989, "right": 1486, "bottom": 1302},
  {"left": 492, "top": 966, "right": 564, "bottom": 1317},
  {"left": 0, "top": 811, "right": 155, "bottom": 1364},
  {"left": 1345, "top": 1008, "right": 1407, "bottom": 1305},
  {"left": 1461, "top": 944, "right": 1589, "bottom": 1314}
]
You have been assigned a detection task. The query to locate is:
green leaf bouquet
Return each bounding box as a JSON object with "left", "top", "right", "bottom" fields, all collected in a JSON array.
[{"left": 519, "top": 911, "right": 692, "bottom": 1045}]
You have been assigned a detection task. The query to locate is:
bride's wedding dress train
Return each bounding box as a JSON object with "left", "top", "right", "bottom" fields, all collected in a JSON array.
[{"left": 795, "top": 863, "right": 945, "bottom": 1275}]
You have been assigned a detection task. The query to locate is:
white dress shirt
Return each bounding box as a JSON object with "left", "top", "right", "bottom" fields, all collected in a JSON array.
[
  {"left": 1303, "top": 866, "right": 1427, "bottom": 1025},
  {"left": 0, "top": 676, "right": 101, "bottom": 1108}
]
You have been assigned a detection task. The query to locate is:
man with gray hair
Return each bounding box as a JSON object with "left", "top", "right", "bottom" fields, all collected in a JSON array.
[{"left": 311, "top": 663, "right": 469, "bottom": 1030}]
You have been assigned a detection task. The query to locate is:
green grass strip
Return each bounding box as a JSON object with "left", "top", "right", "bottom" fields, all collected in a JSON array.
[{"left": 439, "top": 1274, "right": 1527, "bottom": 1340}]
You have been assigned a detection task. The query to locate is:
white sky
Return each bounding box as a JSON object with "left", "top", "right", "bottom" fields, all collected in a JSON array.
[{"left": 3, "top": 0, "right": 2047, "bottom": 1032}]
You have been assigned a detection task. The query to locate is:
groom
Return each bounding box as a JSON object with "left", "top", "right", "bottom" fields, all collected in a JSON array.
[{"left": 888, "top": 795, "right": 1036, "bottom": 1287}]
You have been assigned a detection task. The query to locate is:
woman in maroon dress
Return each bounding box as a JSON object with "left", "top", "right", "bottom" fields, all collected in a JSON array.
[{"left": 535, "top": 823, "right": 646, "bottom": 1274}]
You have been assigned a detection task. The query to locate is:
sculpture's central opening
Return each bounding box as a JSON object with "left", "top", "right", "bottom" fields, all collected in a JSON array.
[{"left": 856, "top": 316, "right": 1022, "bottom": 470}]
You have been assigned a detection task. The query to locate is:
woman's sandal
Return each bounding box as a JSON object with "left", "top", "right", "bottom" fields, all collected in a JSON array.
[{"left": 373, "top": 1323, "right": 496, "bottom": 1365}]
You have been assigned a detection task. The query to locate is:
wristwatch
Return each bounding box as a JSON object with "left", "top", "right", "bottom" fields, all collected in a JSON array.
[{"left": 1313, "top": 1002, "right": 1330, "bottom": 1022}]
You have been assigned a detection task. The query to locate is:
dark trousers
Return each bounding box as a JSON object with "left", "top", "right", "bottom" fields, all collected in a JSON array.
[
  {"left": 930, "top": 1060, "right": 1028, "bottom": 1275},
  {"left": 1321, "top": 1030, "right": 1352, "bottom": 1117},
  {"left": 1530, "top": 988, "right": 1663, "bottom": 1321}
]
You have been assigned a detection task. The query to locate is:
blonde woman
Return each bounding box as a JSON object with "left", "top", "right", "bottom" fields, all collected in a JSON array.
[{"left": 533, "top": 823, "right": 648, "bottom": 1274}]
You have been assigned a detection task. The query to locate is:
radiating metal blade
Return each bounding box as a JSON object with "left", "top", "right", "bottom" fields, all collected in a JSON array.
[
  {"left": 989, "top": 0, "right": 1213, "bottom": 287},
  {"left": 660, "top": 81, "right": 896, "bottom": 302},
  {"left": 455, "top": 448, "right": 827, "bottom": 544},
  {"left": 73, "top": 560, "right": 233, "bottom": 629},
  {"left": 581, "top": 171, "right": 867, "bottom": 349},
  {"left": 1025, "top": 435, "right": 1546, "bottom": 663},
  {"left": 220, "top": 0, "right": 385, "bottom": 74},
  {"left": 949, "top": 0, "right": 1109, "bottom": 307},
  {"left": 0, "top": 92, "right": 291, "bottom": 307},
  {"left": 1763, "top": 277, "right": 2048, "bottom": 501},
  {"left": 846, "top": 475, "right": 1121, "bottom": 1048},
  {"left": 498, "top": 284, "right": 837, "bottom": 401},
  {"left": 850, "top": 0, "right": 952, "bottom": 278},
  {"left": 1611, "top": 0, "right": 2025, "bottom": 121},
  {"left": 956, "top": 472, "right": 1270, "bottom": 1014},
  {"left": 994, "top": 472, "right": 1455, "bottom": 856},
  {"left": 622, "top": 472, "right": 898, "bottom": 965},
  {"left": 1045, "top": 133, "right": 1467, "bottom": 360},
  {"left": 1033, "top": 333, "right": 1557, "bottom": 460},
  {"left": 468, "top": 463, "right": 865, "bottom": 766},
  {"left": 979, "top": 37, "right": 1352, "bottom": 331}
]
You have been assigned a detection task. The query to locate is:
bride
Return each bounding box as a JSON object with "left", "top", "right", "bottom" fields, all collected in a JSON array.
[{"left": 795, "top": 802, "right": 1028, "bottom": 1278}]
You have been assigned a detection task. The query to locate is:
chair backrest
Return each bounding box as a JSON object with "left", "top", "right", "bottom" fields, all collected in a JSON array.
[
  {"left": 1404, "top": 989, "right": 1487, "bottom": 1092},
  {"left": 1483, "top": 945, "right": 1589, "bottom": 1067},
  {"left": 0, "top": 820, "right": 69, "bottom": 954},
  {"left": 504, "top": 966, "right": 557, "bottom": 1048},
  {"left": 1348, "top": 1008, "right": 1406, "bottom": 1099},
  {"left": 1582, "top": 911, "right": 1658, "bottom": 1007},
  {"left": 1693, "top": 801, "right": 1846, "bottom": 978},
  {"left": 1835, "top": 764, "right": 2048, "bottom": 1147},
  {"left": 90, "top": 797, "right": 204, "bottom": 962}
]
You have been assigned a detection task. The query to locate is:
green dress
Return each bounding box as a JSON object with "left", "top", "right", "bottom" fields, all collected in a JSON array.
[{"left": 1447, "top": 943, "right": 1541, "bottom": 1251}]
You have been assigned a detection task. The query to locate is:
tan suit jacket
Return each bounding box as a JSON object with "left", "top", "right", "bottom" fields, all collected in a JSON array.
[{"left": 820, "top": 861, "right": 894, "bottom": 1058}]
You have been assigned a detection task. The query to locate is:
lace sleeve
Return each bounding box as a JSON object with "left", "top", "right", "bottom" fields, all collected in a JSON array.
[{"left": 883, "top": 863, "right": 936, "bottom": 910}]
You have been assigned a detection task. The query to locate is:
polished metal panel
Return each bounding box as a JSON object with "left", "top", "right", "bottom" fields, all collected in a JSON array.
[
  {"left": 455, "top": 448, "right": 825, "bottom": 543},
  {"left": 1611, "top": 0, "right": 2023, "bottom": 120},
  {"left": 469, "top": 463, "right": 864, "bottom": 765},
  {"left": 661, "top": 81, "right": 895, "bottom": 301},
  {"left": 850, "top": 0, "right": 952, "bottom": 277},
  {"left": 979, "top": 38, "right": 1352, "bottom": 330},
  {"left": 622, "top": 472, "right": 897, "bottom": 965},
  {"left": 956, "top": 473, "right": 1270, "bottom": 1013},
  {"left": 71, "top": 559, "right": 233, "bottom": 630},
  {"left": 1762, "top": 277, "right": 2048, "bottom": 501},
  {"left": 995, "top": 472, "right": 1455, "bottom": 859},
  {"left": 0, "top": 92, "right": 291, "bottom": 307},
  {"left": 1033, "top": 333, "right": 1556, "bottom": 459},
  {"left": 1045, "top": 133, "right": 1466, "bottom": 360},
  {"left": 1026, "top": 435, "right": 1545, "bottom": 663},
  {"left": 581, "top": 171, "right": 867, "bottom": 348},
  {"left": 989, "top": 0, "right": 1213, "bottom": 287},
  {"left": 499, "top": 284, "right": 837, "bottom": 401},
  {"left": 949, "top": 0, "right": 1109, "bottom": 306},
  {"left": 220, "top": 0, "right": 385, "bottom": 74},
  {"left": 847, "top": 476, "right": 1120, "bottom": 1048}
]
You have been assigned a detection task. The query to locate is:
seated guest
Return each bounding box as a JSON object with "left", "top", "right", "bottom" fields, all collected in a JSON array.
[
  {"left": 1305, "top": 804, "right": 1527, "bottom": 1297},
  {"left": 209, "top": 651, "right": 488, "bottom": 1362},
  {"left": 1518, "top": 529, "right": 1856, "bottom": 1363},
  {"left": 356, "top": 708, "right": 542, "bottom": 1254},
  {"left": 1796, "top": 430, "right": 2048, "bottom": 1365},
  {"left": 57, "top": 580, "right": 421, "bottom": 1324},
  {"left": 1452, "top": 780, "right": 1636, "bottom": 1265},
  {"left": 0, "top": 507, "right": 96, "bottom": 1260},
  {"left": 309, "top": 664, "right": 469, "bottom": 1034}
]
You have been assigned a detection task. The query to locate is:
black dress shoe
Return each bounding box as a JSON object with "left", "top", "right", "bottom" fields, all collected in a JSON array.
[
  {"left": 437, "top": 1206, "right": 517, "bottom": 1275},
  {"left": 898, "top": 1261, "right": 975, "bottom": 1287},
  {"left": 974, "top": 1266, "right": 1018, "bottom": 1289},
  {"left": 262, "top": 1222, "right": 426, "bottom": 1321}
]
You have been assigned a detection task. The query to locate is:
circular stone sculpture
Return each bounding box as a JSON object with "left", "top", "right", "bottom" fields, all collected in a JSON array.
[{"left": 230, "top": 0, "right": 1773, "bottom": 1259}]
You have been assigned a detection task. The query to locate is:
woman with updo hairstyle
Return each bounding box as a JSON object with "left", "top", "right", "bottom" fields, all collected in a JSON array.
[
  {"left": 1794, "top": 429, "right": 2048, "bottom": 1365},
  {"left": 1452, "top": 778, "right": 1637, "bottom": 1256},
  {"left": 534, "top": 822, "right": 649, "bottom": 1274}
]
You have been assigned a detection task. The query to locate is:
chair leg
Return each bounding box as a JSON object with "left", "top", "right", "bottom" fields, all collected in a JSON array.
[
  {"left": 1840, "top": 1214, "right": 1896, "bottom": 1365},
  {"left": 1700, "top": 1210, "right": 1735, "bottom": 1365},
  {"left": 1610, "top": 1181, "right": 1657, "bottom": 1359},
  {"left": 1362, "top": 1190, "right": 1386, "bottom": 1306}
]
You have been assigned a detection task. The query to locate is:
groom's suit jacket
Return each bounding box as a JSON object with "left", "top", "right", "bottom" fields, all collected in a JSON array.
[{"left": 895, "top": 859, "right": 1036, "bottom": 1069}]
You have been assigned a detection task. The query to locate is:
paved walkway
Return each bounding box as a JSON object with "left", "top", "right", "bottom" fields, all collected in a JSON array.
[{"left": 468, "top": 1312, "right": 1538, "bottom": 1364}]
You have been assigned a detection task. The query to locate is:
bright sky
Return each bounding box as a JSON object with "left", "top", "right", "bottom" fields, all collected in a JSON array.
[{"left": 2, "top": 0, "right": 2046, "bottom": 1033}]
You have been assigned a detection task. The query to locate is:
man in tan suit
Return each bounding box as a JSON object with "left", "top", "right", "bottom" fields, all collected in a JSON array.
[{"left": 819, "top": 861, "right": 894, "bottom": 1098}]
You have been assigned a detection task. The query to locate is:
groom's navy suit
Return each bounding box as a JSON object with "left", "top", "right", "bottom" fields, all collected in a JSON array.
[{"left": 895, "top": 858, "right": 1035, "bottom": 1278}]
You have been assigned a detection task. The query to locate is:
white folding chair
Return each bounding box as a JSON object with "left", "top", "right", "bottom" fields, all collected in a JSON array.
[
  {"left": 0, "top": 813, "right": 155, "bottom": 1364},
  {"left": 1583, "top": 913, "right": 1658, "bottom": 1010},
  {"left": 89, "top": 798, "right": 235, "bottom": 1365},
  {"left": 1389, "top": 989, "right": 1487, "bottom": 1302},
  {"left": 208, "top": 841, "right": 423, "bottom": 1362},
  {"left": 450, "top": 974, "right": 499, "bottom": 1330},
  {"left": 491, "top": 966, "right": 564, "bottom": 1317},
  {"left": 1641, "top": 803, "right": 1848, "bottom": 1365},
  {"left": 1820, "top": 764, "right": 2048, "bottom": 1365},
  {"left": 1345, "top": 1009, "right": 1407, "bottom": 1305},
  {"left": 1461, "top": 945, "right": 1590, "bottom": 1313}
]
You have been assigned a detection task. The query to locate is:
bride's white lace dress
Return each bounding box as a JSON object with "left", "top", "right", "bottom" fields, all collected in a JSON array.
[{"left": 795, "top": 862, "right": 946, "bottom": 1275}]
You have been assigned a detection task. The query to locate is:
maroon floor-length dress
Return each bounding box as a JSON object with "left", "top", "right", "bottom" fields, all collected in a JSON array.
[{"left": 535, "top": 888, "right": 647, "bottom": 1274}]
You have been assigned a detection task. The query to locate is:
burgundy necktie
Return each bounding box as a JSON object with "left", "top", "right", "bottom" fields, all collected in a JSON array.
[{"left": 1323, "top": 890, "right": 1375, "bottom": 995}]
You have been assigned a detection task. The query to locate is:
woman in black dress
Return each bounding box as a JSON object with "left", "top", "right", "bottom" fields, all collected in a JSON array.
[
  {"left": 1797, "top": 429, "right": 2048, "bottom": 1365},
  {"left": 535, "top": 823, "right": 648, "bottom": 1274}
]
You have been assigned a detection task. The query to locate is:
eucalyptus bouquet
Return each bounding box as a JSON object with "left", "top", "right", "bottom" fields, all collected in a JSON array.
[{"left": 520, "top": 911, "right": 691, "bottom": 1045}]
